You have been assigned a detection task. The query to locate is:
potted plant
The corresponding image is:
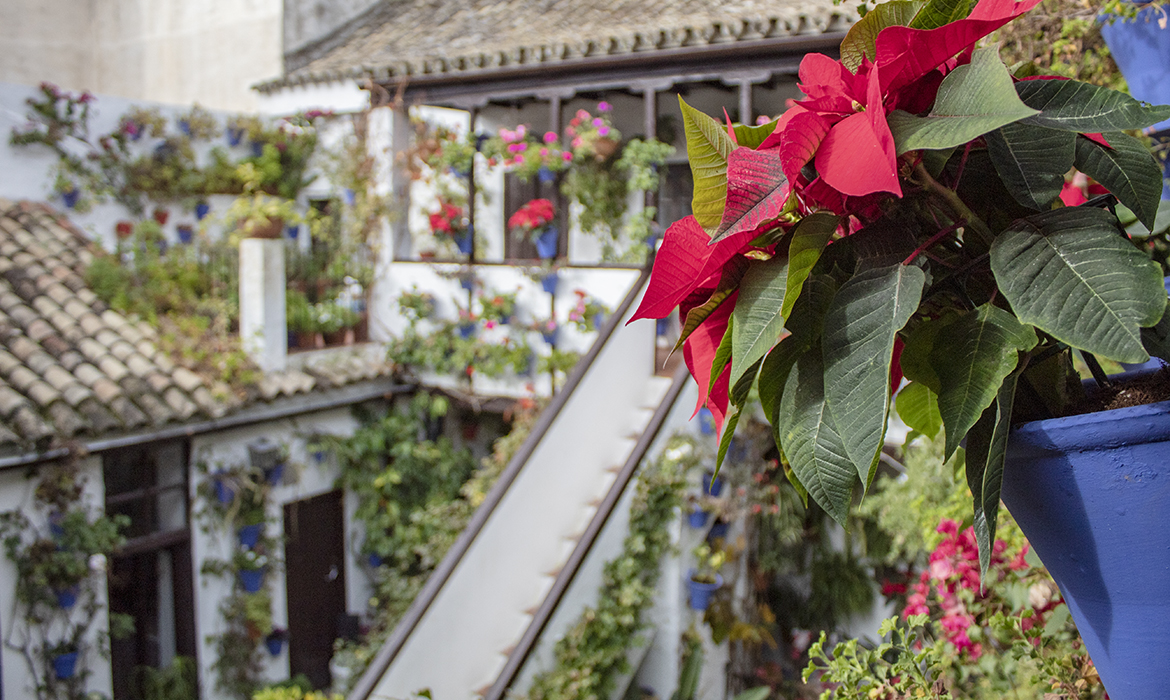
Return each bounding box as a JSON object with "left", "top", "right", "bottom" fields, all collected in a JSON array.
[
  {"left": 566, "top": 104, "right": 621, "bottom": 161},
  {"left": 632, "top": 0, "right": 1170, "bottom": 695},
  {"left": 568, "top": 290, "right": 611, "bottom": 331},
  {"left": 237, "top": 550, "right": 268, "bottom": 593},
  {"left": 687, "top": 543, "right": 725, "bottom": 612},
  {"left": 264, "top": 627, "right": 287, "bottom": 657},
  {"left": 508, "top": 198, "right": 558, "bottom": 258},
  {"left": 397, "top": 287, "right": 436, "bottom": 322},
  {"left": 479, "top": 289, "right": 518, "bottom": 325},
  {"left": 236, "top": 488, "right": 267, "bottom": 547},
  {"left": 428, "top": 198, "right": 470, "bottom": 254},
  {"left": 46, "top": 640, "right": 79, "bottom": 680},
  {"left": 223, "top": 163, "right": 302, "bottom": 240}
]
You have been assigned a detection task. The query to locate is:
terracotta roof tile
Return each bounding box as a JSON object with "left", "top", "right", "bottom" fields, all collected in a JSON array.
[{"left": 0, "top": 201, "right": 396, "bottom": 453}]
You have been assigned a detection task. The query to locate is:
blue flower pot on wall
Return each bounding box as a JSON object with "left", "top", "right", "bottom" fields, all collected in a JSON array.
[
  {"left": 687, "top": 509, "right": 709, "bottom": 529},
  {"left": 701, "top": 470, "right": 724, "bottom": 497},
  {"left": 61, "top": 189, "right": 79, "bottom": 209},
  {"left": 540, "top": 271, "right": 558, "bottom": 295},
  {"left": 213, "top": 476, "right": 236, "bottom": 505},
  {"left": 697, "top": 407, "right": 715, "bottom": 436},
  {"left": 535, "top": 228, "right": 558, "bottom": 259},
  {"left": 456, "top": 232, "right": 473, "bottom": 255},
  {"left": 226, "top": 127, "right": 244, "bottom": 146},
  {"left": 238, "top": 524, "right": 263, "bottom": 548},
  {"left": 686, "top": 572, "right": 723, "bottom": 611},
  {"left": 239, "top": 568, "right": 265, "bottom": 593},
  {"left": 1001, "top": 399, "right": 1170, "bottom": 700},
  {"left": 176, "top": 225, "right": 194, "bottom": 244},
  {"left": 52, "top": 651, "right": 78, "bottom": 680},
  {"left": 265, "top": 632, "right": 285, "bottom": 656},
  {"left": 54, "top": 586, "right": 79, "bottom": 609},
  {"left": 537, "top": 166, "right": 556, "bottom": 183}
]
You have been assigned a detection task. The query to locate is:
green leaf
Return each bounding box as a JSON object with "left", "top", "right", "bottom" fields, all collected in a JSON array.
[
  {"left": 730, "top": 256, "right": 789, "bottom": 389},
  {"left": 680, "top": 97, "right": 735, "bottom": 233},
  {"left": 714, "top": 408, "right": 742, "bottom": 475},
  {"left": 778, "top": 347, "right": 858, "bottom": 525},
  {"left": 674, "top": 257, "right": 749, "bottom": 354},
  {"left": 909, "top": 0, "right": 974, "bottom": 29},
  {"left": 895, "top": 382, "right": 942, "bottom": 439},
  {"left": 990, "top": 207, "right": 1166, "bottom": 363},
  {"left": 731, "top": 687, "right": 772, "bottom": 700},
  {"left": 899, "top": 313, "right": 958, "bottom": 393},
  {"left": 1074, "top": 131, "right": 1165, "bottom": 232},
  {"left": 734, "top": 120, "right": 779, "bottom": 150},
  {"left": 709, "top": 318, "right": 734, "bottom": 397},
  {"left": 760, "top": 276, "right": 838, "bottom": 423},
  {"left": 823, "top": 264, "right": 925, "bottom": 486},
  {"left": 839, "top": 0, "right": 925, "bottom": 71},
  {"left": 1017, "top": 79, "right": 1170, "bottom": 133},
  {"left": 984, "top": 122, "right": 1075, "bottom": 210},
  {"left": 928, "top": 305, "right": 1037, "bottom": 459},
  {"left": 1142, "top": 297, "right": 1170, "bottom": 363},
  {"left": 783, "top": 212, "right": 839, "bottom": 320},
  {"left": 731, "top": 357, "right": 762, "bottom": 408},
  {"left": 888, "top": 47, "right": 1039, "bottom": 155},
  {"left": 965, "top": 366, "right": 1021, "bottom": 582}
]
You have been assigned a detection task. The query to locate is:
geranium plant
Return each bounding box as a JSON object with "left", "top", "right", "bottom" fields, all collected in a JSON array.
[
  {"left": 428, "top": 199, "right": 467, "bottom": 242},
  {"left": 567, "top": 104, "right": 622, "bottom": 161},
  {"left": 507, "top": 198, "right": 557, "bottom": 245},
  {"left": 634, "top": 0, "right": 1170, "bottom": 574}
]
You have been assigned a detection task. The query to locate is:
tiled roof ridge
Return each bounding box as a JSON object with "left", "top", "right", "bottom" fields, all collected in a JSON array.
[
  {"left": 0, "top": 200, "right": 395, "bottom": 453},
  {"left": 260, "top": 0, "right": 857, "bottom": 93}
]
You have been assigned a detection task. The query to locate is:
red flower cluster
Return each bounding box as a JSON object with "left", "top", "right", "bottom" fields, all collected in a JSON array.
[
  {"left": 903, "top": 519, "right": 1047, "bottom": 660},
  {"left": 428, "top": 201, "right": 464, "bottom": 236},
  {"left": 507, "top": 198, "right": 555, "bottom": 233}
]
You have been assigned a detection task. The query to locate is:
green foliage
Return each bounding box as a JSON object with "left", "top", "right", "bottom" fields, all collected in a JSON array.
[
  {"left": 0, "top": 453, "right": 130, "bottom": 700},
  {"left": 386, "top": 317, "right": 534, "bottom": 380},
  {"left": 132, "top": 656, "right": 198, "bottom": 700},
  {"left": 527, "top": 433, "right": 691, "bottom": 700}
]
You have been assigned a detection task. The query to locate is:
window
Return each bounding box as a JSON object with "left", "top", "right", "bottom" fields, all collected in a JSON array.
[{"left": 103, "top": 440, "right": 197, "bottom": 699}]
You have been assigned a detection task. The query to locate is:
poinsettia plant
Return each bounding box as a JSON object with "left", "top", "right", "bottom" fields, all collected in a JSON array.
[
  {"left": 428, "top": 199, "right": 467, "bottom": 241},
  {"left": 634, "top": 0, "right": 1170, "bottom": 574}
]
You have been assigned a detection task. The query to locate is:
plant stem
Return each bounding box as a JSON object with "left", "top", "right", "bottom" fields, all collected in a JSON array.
[{"left": 912, "top": 162, "right": 994, "bottom": 248}]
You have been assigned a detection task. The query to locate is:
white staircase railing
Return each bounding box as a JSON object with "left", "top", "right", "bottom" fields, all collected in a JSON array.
[{"left": 349, "top": 267, "right": 674, "bottom": 700}]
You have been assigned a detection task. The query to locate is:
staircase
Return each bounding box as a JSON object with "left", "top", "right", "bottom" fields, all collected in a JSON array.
[{"left": 349, "top": 269, "right": 684, "bottom": 700}]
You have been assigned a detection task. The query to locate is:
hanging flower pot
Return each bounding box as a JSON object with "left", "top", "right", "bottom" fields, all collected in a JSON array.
[
  {"left": 458, "top": 322, "right": 476, "bottom": 340},
  {"left": 540, "top": 271, "right": 559, "bottom": 295},
  {"left": 61, "top": 188, "right": 79, "bottom": 209},
  {"left": 152, "top": 208, "right": 169, "bottom": 226},
  {"left": 238, "top": 524, "right": 263, "bottom": 548},
  {"left": 537, "top": 166, "right": 556, "bottom": 183},
  {"left": 367, "top": 553, "right": 383, "bottom": 568},
  {"left": 263, "top": 461, "right": 284, "bottom": 486},
  {"left": 285, "top": 224, "right": 299, "bottom": 240},
  {"left": 687, "top": 509, "right": 709, "bottom": 529},
  {"left": 701, "top": 470, "right": 724, "bottom": 498},
  {"left": 176, "top": 224, "right": 194, "bottom": 244},
  {"left": 686, "top": 571, "right": 723, "bottom": 611},
  {"left": 48, "top": 510, "right": 65, "bottom": 539},
  {"left": 455, "top": 232, "right": 473, "bottom": 255},
  {"left": 706, "top": 519, "right": 729, "bottom": 543},
  {"left": 251, "top": 141, "right": 264, "bottom": 158},
  {"left": 534, "top": 227, "right": 558, "bottom": 259},
  {"left": 238, "top": 567, "right": 265, "bottom": 593},
  {"left": 195, "top": 201, "right": 211, "bottom": 220},
  {"left": 212, "top": 474, "right": 236, "bottom": 505},
  {"left": 1001, "top": 398, "right": 1170, "bottom": 700},
  {"left": 265, "top": 629, "right": 287, "bottom": 657},
  {"left": 593, "top": 136, "right": 619, "bottom": 160},
  {"left": 51, "top": 650, "right": 79, "bottom": 680},
  {"left": 226, "top": 127, "right": 244, "bottom": 146},
  {"left": 54, "top": 586, "right": 79, "bottom": 609},
  {"left": 541, "top": 326, "right": 559, "bottom": 346},
  {"left": 697, "top": 407, "right": 715, "bottom": 436},
  {"left": 115, "top": 221, "right": 134, "bottom": 240}
]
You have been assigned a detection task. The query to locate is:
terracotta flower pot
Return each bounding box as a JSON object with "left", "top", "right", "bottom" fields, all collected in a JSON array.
[
  {"left": 246, "top": 216, "right": 283, "bottom": 239},
  {"left": 593, "top": 136, "right": 619, "bottom": 159}
]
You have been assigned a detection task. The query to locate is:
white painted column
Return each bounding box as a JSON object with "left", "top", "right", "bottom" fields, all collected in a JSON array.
[{"left": 239, "top": 238, "right": 287, "bottom": 372}]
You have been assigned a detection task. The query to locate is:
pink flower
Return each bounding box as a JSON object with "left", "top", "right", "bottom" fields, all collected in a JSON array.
[
  {"left": 543, "top": 131, "right": 558, "bottom": 144},
  {"left": 562, "top": 151, "right": 573, "bottom": 162},
  {"left": 485, "top": 320, "right": 497, "bottom": 330},
  {"left": 597, "top": 101, "right": 612, "bottom": 112},
  {"left": 539, "top": 147, "right": 549, "bottom": 157},
  {"left": 507, "top": 143, "right": 527, "bottom": 153},
  {"left": 576, "top": 109, "right": 590, "bottom": 120},
  {"left": 597, "top": 126, "right": 610, "bottom": 137},
  {"left": 571, "top": 137, "right": 583, "bottom": 148},
  {"left": 516, "top": 124, "right": 528, "bottom": 138},
  {"left": 592, "top": 117, "right": 604, "bottom": 127}
]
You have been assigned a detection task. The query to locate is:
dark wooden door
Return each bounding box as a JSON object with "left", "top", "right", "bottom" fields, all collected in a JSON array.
[{"left": 284, "top": 490, "right": 348, "bottom": 690}]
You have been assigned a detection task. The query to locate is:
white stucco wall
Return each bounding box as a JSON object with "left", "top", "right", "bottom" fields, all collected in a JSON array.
[
  {"left": 189, "top": 405, "right": 370, "bottom": 699},
  {"left": 0, "top": 0, "right": 283, "bottom": 113},
  {"left": 0, "top": 457, "right": 114, "bottom": 700}
]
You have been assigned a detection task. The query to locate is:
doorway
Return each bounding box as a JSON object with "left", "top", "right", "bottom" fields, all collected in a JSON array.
[{"left": 284, "top": 490, "right": 348, "bottom": 689}]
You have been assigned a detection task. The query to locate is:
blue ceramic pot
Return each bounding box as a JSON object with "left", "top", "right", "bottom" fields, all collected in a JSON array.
[
  {"left": 238, "top": 524, "right": 263, "bottom": 548},
  {"left": 226, "top": 127, "right": 244, "bottom": 146},
  {"left": 1001, "top": 398, "right": 1170, "bottom": 700},
  {"left": 701, "top": 471, "right": 724, "bottom": 497},
  {"left": 239, "top": 568, "right": 265, "bottom": 593},
  {"left": 265, "top": 634, "right": 285, "bottom": 657},
  {"left": 264, "top": 462, "right": 284, "bottom": 485},
  {"left": 54, "top": 586, "right": 79, "bottom": 609},
  {"left": 285, "top": 224, "right": 298, "bottom": 240},
  {"left": 535, "top": 228, "right": 558, "bottom": 259},
  {"left": 367, "top": 553, "right": 383, "bottom": 568},
  {"left": 178, "top": 119, "right": 191, "bottom": 136},
  {"left": 195, "top": 202, "right": 211, "bottom": 220},
  {"left": 540, "top": 272, "right": 558, "bottom": 295},
  {"left": 52, "top": 651, "right": 78, "bottom": 680},
  {"left": 686, "top": 572, "right": 723, "bottom": 611},
  {"left": 706, "top": 520, "right": 729, "bottom": 542},
  {"left": 456, "top": 233, "right": 473, "bottom": 255},
  {"left": 1101, "top": 9, "right": 1170, "bottom": 134},
  {"left": 537, "top": 166, "right": 556, "bottom": 183},
  {"left": 61, "top": 189, "right": 79, "bottom": 209},
  {"left": 458, "top": 323, "right": 476, "bottom": 340},
  {"left": 687, "top": 509, "right": 709, "bottom": 529},
  {"left": 697, "top": 407, "right": 715, "bottom": 436},
  {"left": 251, "top": 141, "right": 264, "bottom": 157},
  {"left": 541, "top": 328, "right": 558, "bottom": 346},
  {"left": 213, "top": 477, "right": 235, "bottom": 505},
  {"left": 176, "top": 225, "right": 194, "bottom": 244}
]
